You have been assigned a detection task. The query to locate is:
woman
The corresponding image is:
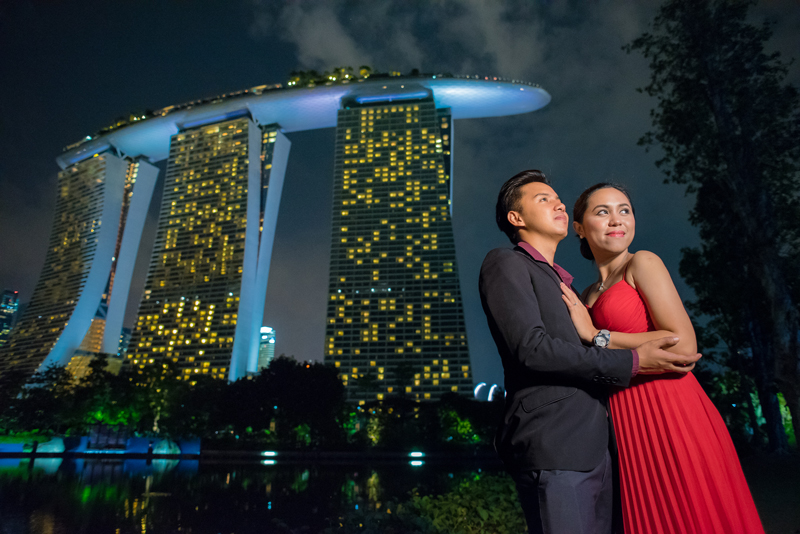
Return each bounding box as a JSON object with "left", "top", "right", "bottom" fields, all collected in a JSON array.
[{"left": 560, "top": 183, "right": 763, "bottom": 534}]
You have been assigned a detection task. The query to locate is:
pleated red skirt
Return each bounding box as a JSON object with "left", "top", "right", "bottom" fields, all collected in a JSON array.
[{"left": 590, "top": 280, "right": 764, "bottom": 534}]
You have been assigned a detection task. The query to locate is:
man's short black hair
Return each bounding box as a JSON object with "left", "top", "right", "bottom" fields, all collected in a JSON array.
[{"left": 495, "top": 170, "right": 550, "bottom": 243}]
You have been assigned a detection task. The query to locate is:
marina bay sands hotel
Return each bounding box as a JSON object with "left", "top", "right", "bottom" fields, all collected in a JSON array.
[{"left": 0, "top": 72, "right": 550, "bottom": 401}]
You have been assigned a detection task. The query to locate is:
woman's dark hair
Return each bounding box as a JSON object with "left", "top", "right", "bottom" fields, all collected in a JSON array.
[
  {"left": 572, "top": 183, "right": 635, "bottom": 261},
  {"left": 496, "top": 170, "right": 550, "bottom": 243}
]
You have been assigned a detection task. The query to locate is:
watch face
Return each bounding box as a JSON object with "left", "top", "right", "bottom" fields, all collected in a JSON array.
[{"left": 594, "top": 331, "right": 610, "bottom": 348}]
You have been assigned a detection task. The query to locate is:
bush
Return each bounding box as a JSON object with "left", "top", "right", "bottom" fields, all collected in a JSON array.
[
  {"left": 409, "top": 473, "right": 526, "bottom": 534},
  {"left": 325, "top": 473, "right": 526, "bottom": 534}
]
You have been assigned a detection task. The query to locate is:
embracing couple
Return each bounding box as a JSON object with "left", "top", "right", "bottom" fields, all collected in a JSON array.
[{"left": 479, "top": 170, "right": 764, "bottom": 534}]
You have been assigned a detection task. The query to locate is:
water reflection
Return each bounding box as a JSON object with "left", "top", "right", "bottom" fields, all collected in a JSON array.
[{"left": 0, "top": 457, "right": 500, "bottom": 533}]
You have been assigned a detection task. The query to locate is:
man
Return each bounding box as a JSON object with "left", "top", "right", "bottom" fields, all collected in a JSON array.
[{"left": 479, "top": 170, "right": 699, "bottom": 534}]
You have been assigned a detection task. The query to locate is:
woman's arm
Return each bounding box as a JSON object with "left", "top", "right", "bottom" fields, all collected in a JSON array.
[
  {"left": 601, "top": 329, "right": 678, "bottom": 351},
  {"left": 559, "top": 252, "right": 696, "bottom": 357},
  {"left": 620, "top": 251, "right": 697, "bottom": 356}
]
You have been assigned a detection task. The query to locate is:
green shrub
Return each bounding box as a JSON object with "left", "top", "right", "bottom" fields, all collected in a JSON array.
[
  {"left": 409, "top": 473, "right": 526, "bottom": 534},
  {"left": 325, "top": 472, "right": 525, "bottom": 534}
]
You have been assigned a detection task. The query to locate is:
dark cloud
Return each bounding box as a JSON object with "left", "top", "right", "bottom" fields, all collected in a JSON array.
[{"left": 1, "top": 0, "right": 798, "bottom": 387}]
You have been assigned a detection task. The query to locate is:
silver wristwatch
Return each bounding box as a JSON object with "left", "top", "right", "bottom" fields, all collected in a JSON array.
[{"left": 593, "top": 329, "right": 611, "bottom": 348}]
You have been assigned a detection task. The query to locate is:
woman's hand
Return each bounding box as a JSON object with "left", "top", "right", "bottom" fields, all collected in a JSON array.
[{"left": 560, "top": 283, "right": 598, "bottom": 344}]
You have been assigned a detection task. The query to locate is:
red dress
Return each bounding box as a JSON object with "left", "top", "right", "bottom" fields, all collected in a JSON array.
[{"left": 588, "top": 279, "right": 764, "bottom": 534}]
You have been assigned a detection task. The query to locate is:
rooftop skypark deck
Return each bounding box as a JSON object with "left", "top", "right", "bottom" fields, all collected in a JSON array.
[{"left": 57, "top": 73, "right": 551, "bottom": 168}]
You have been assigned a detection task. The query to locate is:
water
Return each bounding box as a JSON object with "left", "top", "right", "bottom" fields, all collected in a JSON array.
[{"left": 0, "top": 457, "right": 502, "bottom": 534}]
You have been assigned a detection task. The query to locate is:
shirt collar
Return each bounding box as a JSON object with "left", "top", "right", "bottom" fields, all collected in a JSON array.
[{"left": 516, "top": 241, "right": 574, "bottom": 287}]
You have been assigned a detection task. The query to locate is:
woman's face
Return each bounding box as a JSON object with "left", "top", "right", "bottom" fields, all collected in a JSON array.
[{"left": 574, "top": 187, "right": 635, "bottom": 257}]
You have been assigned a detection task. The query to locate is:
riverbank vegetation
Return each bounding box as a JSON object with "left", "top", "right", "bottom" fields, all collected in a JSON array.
[{"left": 0, "top": 355, "right": 502, "bottom": 452}]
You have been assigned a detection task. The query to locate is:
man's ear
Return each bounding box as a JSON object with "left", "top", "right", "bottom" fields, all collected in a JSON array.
[
  {"left": 572, "top": 221, "right": 584, "bottom": 238},
  {"left": 507, "top": 210, "right": 525, "bottom": 229}
]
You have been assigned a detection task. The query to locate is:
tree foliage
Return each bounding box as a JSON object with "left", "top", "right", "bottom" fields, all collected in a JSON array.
[
  {"left": 628, "top": 0, "right": 800, "bottom": 450},
  {"left": 0, "top": 354, "right": 503, "bottom": 454}
]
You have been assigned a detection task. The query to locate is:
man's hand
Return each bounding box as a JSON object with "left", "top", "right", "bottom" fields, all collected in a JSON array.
[{"left": 636, "top": 336, "right": 701, "bottom": 374}]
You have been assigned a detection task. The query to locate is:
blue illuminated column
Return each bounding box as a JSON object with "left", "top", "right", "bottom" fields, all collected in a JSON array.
[
  {"left": 246, "top": 130, "right": 290, "bottom": 375},
  {"left": 102, "top": 161, "right": 159, "bottom": 354},
  {"left": 230, "top": 126, "right": 291, "bottom": 379}
]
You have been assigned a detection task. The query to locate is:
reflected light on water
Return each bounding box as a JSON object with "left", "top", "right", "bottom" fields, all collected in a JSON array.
[{"left": 0, "top": 457, "right": 502, "bottom": 533}]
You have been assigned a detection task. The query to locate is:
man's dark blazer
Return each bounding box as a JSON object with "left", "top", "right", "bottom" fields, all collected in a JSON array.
[{"left": 479, "top": 245, "right": 634, "bottom": 473}]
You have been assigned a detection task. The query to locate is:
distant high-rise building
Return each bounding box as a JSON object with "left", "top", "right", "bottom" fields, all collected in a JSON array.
[
  {"left": 324, "top": 94, "right": 472, "bottom": 402},
  {"left": 78, "top": 318, "right": 106, "bottom": 354},
  {"left": 0, "top": 290, "right": 19, "bottom": 347},
  {"left": 118, "top": 327, "right": 132, "bottom": 357},
  {"left": 257, "top": 326, "right": 276, "bottom": 371},
  {"left": 0, "top": 153, "right": 158, "bottom": 379},
  {"left": 126, "top": 115, "right": 290, "bottom": 383}
]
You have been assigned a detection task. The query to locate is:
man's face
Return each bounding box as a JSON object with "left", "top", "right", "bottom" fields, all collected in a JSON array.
[{"left": 508, "top": 182, "right": 569, "bottom": 241}]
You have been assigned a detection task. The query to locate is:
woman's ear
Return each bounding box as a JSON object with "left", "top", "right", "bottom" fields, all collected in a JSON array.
[{"left": 573, "top": 221, "right": 584, "bottom": 238}]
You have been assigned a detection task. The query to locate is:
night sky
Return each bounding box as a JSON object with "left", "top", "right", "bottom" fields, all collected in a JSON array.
[{"left": 1, "top": 1, "right": 798, "bottom": 388}]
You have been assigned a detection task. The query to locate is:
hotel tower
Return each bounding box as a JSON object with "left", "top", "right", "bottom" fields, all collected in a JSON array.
[
  {"left": 0, "top": 152, "right": 158, "bottom": 378},
  {"left": 126, "top": 114, "right": 289, "bottom": 382},
  {"left": 325, "top": 94, "right": 471, "bottom": 402}
]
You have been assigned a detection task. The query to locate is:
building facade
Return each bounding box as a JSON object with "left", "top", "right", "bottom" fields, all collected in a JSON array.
[
  {"left": 126, "top": 114, "right": 290, "bottom": 383},
  {"left": 257, "top": 326, "right": 276, "bottom": 371},
  {"left": 324, "top": 94, "right": 472, "bottom": 402}
]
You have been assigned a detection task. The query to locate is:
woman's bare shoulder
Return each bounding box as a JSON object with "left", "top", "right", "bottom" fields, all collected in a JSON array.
[
  {"left": 626, "top": 251, "right": 669, "bottom": 288},
  {"left": 629, "top": 250, "right": 664, "bottom": 267}
]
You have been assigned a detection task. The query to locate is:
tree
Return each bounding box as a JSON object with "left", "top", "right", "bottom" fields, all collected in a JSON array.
[
  {"left": 628, "top": 0, "right": 800, "bottom": 451},
  {"left": 156, "top": 374, "right": 227, "bottom": 439},
  {"left": 255, "top": 356, "right": 347, "bottom": 448},
  {"left": 355, "top": 369, "right": 379, "bottom": 399},
  {"left": 392, "top": 361, "right": 416, "bottom": 398},
  {"left": 72, "top": 354, "right": 136, "bottom": 430},
  {"left": 10, "top": 365, "right": 76, "bottom": 434},
  {"left": 0, "top": 367, "right": 29, "bottom": 431}
]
